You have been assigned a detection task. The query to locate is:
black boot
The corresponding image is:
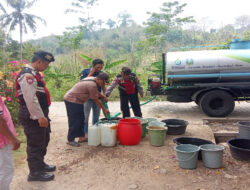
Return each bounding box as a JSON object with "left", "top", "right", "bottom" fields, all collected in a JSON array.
[
  {"left": 43, "top": 164, "right": 56, "bottom": 172},
  {"left": 28, "top": 171, "right": 54, "bottom": 182}
]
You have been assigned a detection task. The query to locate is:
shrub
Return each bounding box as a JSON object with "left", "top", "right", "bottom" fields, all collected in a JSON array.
[{"left": 0, "top": 60, "right": 26, "bottom": 124}]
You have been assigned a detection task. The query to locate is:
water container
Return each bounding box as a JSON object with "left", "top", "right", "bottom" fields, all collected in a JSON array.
[
  {"left": 237, "top": 121, "right": 250, "bottom": 139},
  {"left": 147, "top": 126, "right": 167, "bottom": 146},
  {"left": 118, "top": 118, "right": 142, "bottom": 145},
  {"left": 88, "top": 125, "right": 101, "bottom": 146},
  {"left": 148, "top": 121, "right": 166, "bottom": 127},
  {"left": 174, "top": 144, "right": 200, "bottom": 169},
  {"left": 200, "top": 144, "right": 225, "bottom": 168},
  {"left": 100, "top": 123, "right": 117, "bottom": 147}
]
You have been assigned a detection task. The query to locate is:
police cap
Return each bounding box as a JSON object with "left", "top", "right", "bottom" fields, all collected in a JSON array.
[{"left": 34, "top": 50, "right": 55, "bottom": 62}]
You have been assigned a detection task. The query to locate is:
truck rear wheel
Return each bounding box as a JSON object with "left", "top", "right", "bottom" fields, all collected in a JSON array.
[{"left": 199, "top": 90, "right": 235, "bottom": 117}]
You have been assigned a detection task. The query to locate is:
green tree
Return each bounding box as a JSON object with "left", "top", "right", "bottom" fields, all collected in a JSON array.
[
  {"left": 144, "top": 1, "right": 195, "bottom": 55},
  {"left": 65, "top": 0, "right": 98, "bottom": 31},
  {"left": 0, "top": 0, "right": 46, "bottom": 62},
  {"left": 106, "top": 19, "right": 116, "bottom": 29},
  {"left": 22, "top": 42, "right": 40, "bottom": 62},
  {"left": 117, "top": 11, "right": 134, "bottom": 27},
  {"left": 57, "top": 27, "right": 85, "bottom": 65}
]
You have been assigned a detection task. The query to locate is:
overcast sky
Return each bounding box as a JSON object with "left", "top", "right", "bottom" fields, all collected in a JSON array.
[{"left": 5, "top": 0, "right": 250, "bottom": 41}]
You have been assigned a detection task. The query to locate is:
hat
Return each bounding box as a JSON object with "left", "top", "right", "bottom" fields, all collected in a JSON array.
[{"left": 34, "top": 50, "right": 55, "bottom": 62}]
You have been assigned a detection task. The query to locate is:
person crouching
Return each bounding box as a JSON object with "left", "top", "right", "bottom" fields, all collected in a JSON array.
[{"left": 64, "top": 72, "right": 110, "bottom": 147}]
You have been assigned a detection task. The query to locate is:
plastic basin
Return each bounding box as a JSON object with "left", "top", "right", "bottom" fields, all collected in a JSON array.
[
  {"left": 228, "top": 138, "right": 250, "bottom": 161},
  {"left": 161, "top": 119, "right": 188, "bottom": 135}
]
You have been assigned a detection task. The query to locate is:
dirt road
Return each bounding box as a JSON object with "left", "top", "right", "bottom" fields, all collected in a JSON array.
[{"left": 11, "top": 101, "right": 250, "bottom": 190}]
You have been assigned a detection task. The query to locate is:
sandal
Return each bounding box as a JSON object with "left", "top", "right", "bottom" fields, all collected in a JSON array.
[
  {"left": 78, "top": 138, "right": 88, "bottom": 143},
  {"left": 67, "top": 141, "right": 80, "bottom": 147}
]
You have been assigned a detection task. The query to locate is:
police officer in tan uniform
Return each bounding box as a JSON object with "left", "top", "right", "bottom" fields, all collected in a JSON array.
[{"left": 16, "top": 50, "right": 55, "bottom": 182}]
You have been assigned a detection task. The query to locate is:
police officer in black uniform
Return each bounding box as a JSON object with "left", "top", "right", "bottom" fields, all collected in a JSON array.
[{"left": 16, "top": 50, "right": 56, "bottom": 182}]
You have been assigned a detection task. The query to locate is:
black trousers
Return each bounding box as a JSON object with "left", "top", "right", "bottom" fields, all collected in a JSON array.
[
  {"left": 120, "top": 93, "right": 142, "bottom": 118},
  {"left": 18, "top": 106, "right": 50, "bottom": 173},
  {"left": 64, "top": 100, "right": 85, "bottom": 142}
]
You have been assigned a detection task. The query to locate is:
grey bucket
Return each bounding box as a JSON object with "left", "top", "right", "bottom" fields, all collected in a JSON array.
[
  {"left": 237, "top": 121, "right": 250, "bottom": 139},
  {"left": 174, "top": 144, "right": 200, "bottom": 169},
  {"left": 200, "top": 144, "right": 225, "bottom": 169}
]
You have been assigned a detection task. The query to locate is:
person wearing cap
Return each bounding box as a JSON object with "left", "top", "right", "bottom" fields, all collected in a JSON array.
[
  {"left": 80, "top": 59, "right": 105, "bottom": 143},
  {"left": 106, "top": 66, "right": 144, "bottom": 118},
  {"left": 16, "top": 50, "right": 56, "bottom": 182},
  {"left": 64, "top": 72, "right": 110, "bottom": 147}
]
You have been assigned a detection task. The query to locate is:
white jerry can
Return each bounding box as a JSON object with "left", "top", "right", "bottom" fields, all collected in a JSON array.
[
  {"left": 88, "top": 124, "right": 101, "bottom": 146},
  {"left": 100, "top": 123, "right": 117, "bottom": 147}
]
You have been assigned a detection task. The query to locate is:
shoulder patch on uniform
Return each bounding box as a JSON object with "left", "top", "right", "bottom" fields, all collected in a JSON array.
[{"left": 26, "top": 75, "right": 35, "bottom": 85}]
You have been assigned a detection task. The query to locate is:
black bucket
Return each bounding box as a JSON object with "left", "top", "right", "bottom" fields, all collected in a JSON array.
[
  {"left": 228, "top": 138, "right": 250, "bottom": 161},
  {"left": 173, "top": 137, "right": 214, "bottom": 160},
  {"left": 100, "top": 117, "right": 121, "bottom": 123},
  {"left": 161, "top": 119, "right": 188, "bottom": 135}
]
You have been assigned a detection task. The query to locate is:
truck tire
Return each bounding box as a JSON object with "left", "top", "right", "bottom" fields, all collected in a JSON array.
[{"left": 199, "top": 90, "right": 235, "bottom": 117}]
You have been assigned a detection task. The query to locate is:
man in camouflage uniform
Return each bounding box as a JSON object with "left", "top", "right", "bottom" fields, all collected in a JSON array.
[{"left": 16, "top": 50, "right": 55, "bottom": 182}]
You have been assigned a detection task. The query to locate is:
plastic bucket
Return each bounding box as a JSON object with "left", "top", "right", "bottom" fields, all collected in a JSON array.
[
  {"left": 145, "top": 118, "right": 157, "bottom": 123},
  {"left": 227, "top": 138, "right": 250, "bottom": 161},
  {"left": 200, "top": 144, "right": 225, "bottom": 168},
  {"left": 237, "top": 121, "right": 250, "bottom": 139},
  {"left": 147, "top": 126, "right": 167, "bottom": 146},
  {"left": 118, "top": 118, "right": 142, "bottom": 146},
  {"left": 174, "top": 144, "right": 200, "bottom": 169},
  {"left": 162, "top": 119, "right": 188, "bottom": 135},
  {"left": 100, "top": 117, "right": 121, "bottom": 123},
  {"left": 173, "top": 137, "right": 214, "bottom": 160},
  {"left": 141, "top": 119, "right": 148, "bottom": 138}
]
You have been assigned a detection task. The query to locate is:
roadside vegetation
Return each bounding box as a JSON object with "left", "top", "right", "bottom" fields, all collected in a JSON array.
[{"left": 0, "top": 0, "right": 250, "bottom": 137}]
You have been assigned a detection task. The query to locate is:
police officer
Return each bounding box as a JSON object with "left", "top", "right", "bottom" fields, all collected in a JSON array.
[
  {"left": 16, "top": 50, "right": 55, "bottom": 182},
  {"left": 106, "top": 66, "right": 144, "bottom": 118}
]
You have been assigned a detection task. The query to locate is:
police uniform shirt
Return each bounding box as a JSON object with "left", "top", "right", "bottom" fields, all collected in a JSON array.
[{"left": 17, "top": 64, "right": 45, "bottom": 120}]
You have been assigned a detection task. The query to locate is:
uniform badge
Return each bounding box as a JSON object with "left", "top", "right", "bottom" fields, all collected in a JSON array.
[
  {"left": 26, "top": 75, "right": 34, "bottom": 84},
  {"left": 45, "top": 54, "right": 52, "bottom": 61}
]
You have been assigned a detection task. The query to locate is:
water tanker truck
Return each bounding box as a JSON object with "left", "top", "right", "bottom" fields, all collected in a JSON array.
[{"left": 147, "top": 49, "right": 250, "bottom": 117}]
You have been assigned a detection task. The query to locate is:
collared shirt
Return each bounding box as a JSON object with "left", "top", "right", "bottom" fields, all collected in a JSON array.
[
  {"left": 64, "top": 76, "right": 99, "bottom": 104},
  {"left": 17, "top": 64, "right": 45, "bottom": 119},
  {"left": 0, "top": 96, "right": 17, "bottom": 148},
  {"left": 80, "top": 68, "right": 102, "bottom": 92}
]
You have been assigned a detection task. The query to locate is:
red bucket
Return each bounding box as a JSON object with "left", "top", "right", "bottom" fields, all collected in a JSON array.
[{"left": 118, "top": 118, "right": 142, "bottom": 145}]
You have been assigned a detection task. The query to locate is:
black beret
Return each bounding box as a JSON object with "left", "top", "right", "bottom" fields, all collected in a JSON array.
[{"left": 34, "top": 50, "right": 55, "bottom": 62}]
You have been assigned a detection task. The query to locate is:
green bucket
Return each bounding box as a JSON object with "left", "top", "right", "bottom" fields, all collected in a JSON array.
[
  {"left": 126, "top": 117, "right": 148, "bottom": 138},
  {"left": 146, "top": 126, "right": 167, "bottom": 146},
  {"left": 174, "top": 144, "right": 200, "bottom": 169},
  {"left": 200, "top": 144, "right": 225, "bottom": 168},
  {"left": 141, "top": 119, "right": 148, "bottom": 138}
]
